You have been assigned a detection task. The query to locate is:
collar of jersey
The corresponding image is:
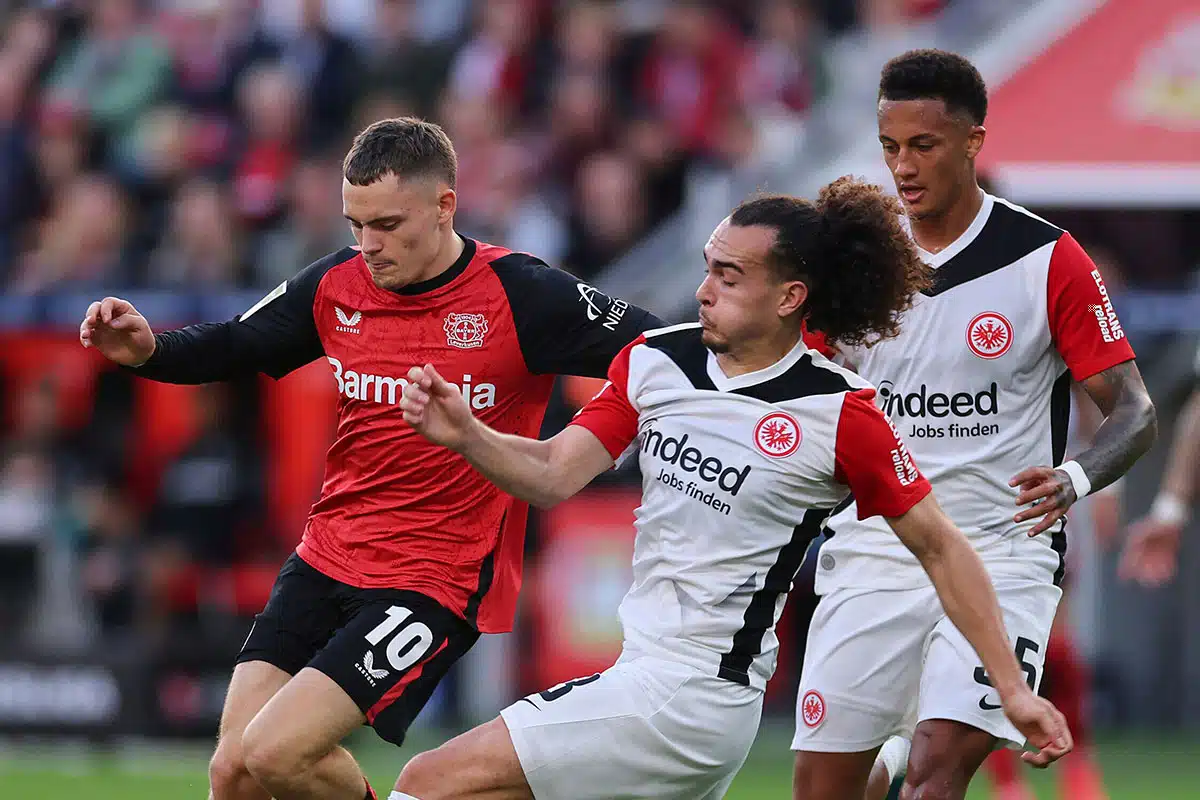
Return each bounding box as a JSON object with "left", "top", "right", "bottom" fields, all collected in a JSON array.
[
  {"left": 385, "top": 235, "right": 477, "bottom": 296},
  {"left": 705, "top": 335, "right": 810, "bottom": 392},
  {"left": 915, "top": 192, "right": 995, "bottom": 268}
]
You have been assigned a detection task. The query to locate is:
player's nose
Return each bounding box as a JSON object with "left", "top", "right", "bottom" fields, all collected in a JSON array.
[{"left": 695, "top": 274, "right": 714, "bottom": 304}]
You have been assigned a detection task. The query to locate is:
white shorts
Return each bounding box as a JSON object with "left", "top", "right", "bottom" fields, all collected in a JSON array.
[
  {"left": 791, "top": 578, "right": 1061, "bottom": 753},
  {"left": 501, "top": 653, "right": 762, "bottom": 800}
]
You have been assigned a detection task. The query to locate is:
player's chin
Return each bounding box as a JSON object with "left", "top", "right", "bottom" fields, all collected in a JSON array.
[{"left": 700, "top": 329, "right": 729, "bottom": 354}]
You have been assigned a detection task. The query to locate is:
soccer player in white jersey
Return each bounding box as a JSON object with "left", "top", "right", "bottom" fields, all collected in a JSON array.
[
  {"left": 1120, "top": 341, "right": 1200, "bottom": 587},
  {"left": 383, "top": 176, "right": 1070, "bottom": 800},
  {"left": 791, "top": 50, "right": 1158, "bottom": 800}
]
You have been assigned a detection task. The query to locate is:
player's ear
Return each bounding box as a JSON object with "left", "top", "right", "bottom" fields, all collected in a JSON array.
[
  {"left": 966, "top": 125, "right": 986, "bottom": 160},
  {"left": 779, "top": 280, "right": 809, "bottom": 319},
  {"left": 437, "top": 186, "right": 457, "bottom": 226}
]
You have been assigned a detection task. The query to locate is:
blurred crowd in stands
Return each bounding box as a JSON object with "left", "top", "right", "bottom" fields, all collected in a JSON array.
[
  {"left": 0, "top": 0, "right": 964, "bottom": 680},
  {"left": 0, "top": 0, "right": 951, "bottom": 293}
]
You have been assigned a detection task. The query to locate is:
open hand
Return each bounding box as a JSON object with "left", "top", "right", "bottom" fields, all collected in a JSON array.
[
  {"left": 1119, "top": 517, "right": 1182, "bottom": 588},
  {"left": 400, "top": 364, "right": 476, "bottom": 451},
  {"left": 79, "top": 297, "right": 156, "bottom": 366},
  {"left": 1010, "top": 466, "right": 1077, "bottom": 536},
  {"left": 1001, "top": 689, "right": 1073, "bottom": 768}
]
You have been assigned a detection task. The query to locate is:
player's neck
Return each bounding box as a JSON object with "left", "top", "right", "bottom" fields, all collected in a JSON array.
[
  {"left": 909, "top": 185, "right": 984, "bottom": 255},
  {"left": 715, "top": 329, "right": 803, "bottom": 378},
  {"left": 404, "top": 230, "right": 465, "bottom": 287}
]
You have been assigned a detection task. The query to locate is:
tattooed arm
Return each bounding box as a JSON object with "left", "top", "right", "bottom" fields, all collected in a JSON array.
[{"left": 1011, "top": 360, "right": 1157, "bottom": 536}]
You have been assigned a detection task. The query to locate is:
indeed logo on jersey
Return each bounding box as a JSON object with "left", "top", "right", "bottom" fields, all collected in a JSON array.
[
  {"left": 642, "top": 427, "right": 752, "bottom": 495},
  {"left": 878, "top": 381, "right": 998, "bottom": 418},
  {"left": 1090, "top": 269, "right": 1125, "bottom": 343},
  {"left": 878, "top": 381, "right": 1000, "bottom": 440},
  {"left": 327, "top": 357, "right": 497, "bottom": 409}
]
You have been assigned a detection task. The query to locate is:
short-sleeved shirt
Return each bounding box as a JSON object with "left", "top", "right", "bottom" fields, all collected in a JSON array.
[{"left": 569, "top": 323, "right": 931, "bottom": 690}]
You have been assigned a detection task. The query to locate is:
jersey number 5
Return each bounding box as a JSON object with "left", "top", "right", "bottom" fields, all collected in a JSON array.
[
  {"left": 364, "top": 606, "right": 435, "bottom": 673},
  {"left": 974, "top": 636, "right": 1039, "bottom": 710}
]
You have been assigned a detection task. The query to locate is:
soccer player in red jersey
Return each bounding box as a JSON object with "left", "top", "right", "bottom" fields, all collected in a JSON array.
[{"left": 79, "top": 118, "right": 661, "bottom": 800}]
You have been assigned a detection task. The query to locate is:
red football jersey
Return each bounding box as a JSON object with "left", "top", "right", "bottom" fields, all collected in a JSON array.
[{"left": 139, "top": 237, "right": 661, "bottom": 632}]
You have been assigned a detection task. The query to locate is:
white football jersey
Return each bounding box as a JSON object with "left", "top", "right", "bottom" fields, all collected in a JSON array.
[
  {"left": 570, "top": 323, "right": 931, "bottom": 690},
  {"left": 815, "top": 194, "right": 1136, "bottom": 593}
]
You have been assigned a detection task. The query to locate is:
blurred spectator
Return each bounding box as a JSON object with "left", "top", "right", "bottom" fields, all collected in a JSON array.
[
  {"left": 13, "top": 172, "right": 130, "bottom": 292},
  {"left": 278, "top": 0, "right": 362, "bottom": 150},
  {"left": 740, "top": 0, "right": 821, "bottom": 115},
  {"left": 148, "top": 177, "right": 245, "bottom": 287},
  {"left": 621, "top": 113, "right": 687, "bottom": 226},
  {"left": 0, "top": 57, "right": 39, "bottom": 271},
  {"left": 231, "top": 62, "right": 302, "bottom": 230},
  {"left": 447, "top": 0, "right": 540, "bottom": 114},
  {"left": 632, "top": 0, "right": 745, "bottom": 157},
  {"left": 539, "top": 71, "right": 612, "bottom": 191},
  {"left": 563, "top": 150, "right": 647, "bottom": 277},
  {"left": 143, "top": 384, "right": 262, "bottom": 584},
  {"left": 256, "top": 155, "right": 354, "bottom": 286},
  {"left": 74, "top": 479, "right": 142, "bottom": 637},
  {"left": 0, "top": 445, "right": 54, "bottom": 645},
  {"left": 43, "top": 0, "right": 172, "bottom": 164},
  {"left": 30, "top": 98, "right": 91, "bottom": 205},
  {"left": 364, "top": 0, "right": 455, "bottom": 118}
]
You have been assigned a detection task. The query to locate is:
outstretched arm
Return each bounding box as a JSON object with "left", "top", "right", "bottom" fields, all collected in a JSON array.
[
  {"left": 401, "top": 364, "right": 615, "bottom": 508},
  {"left": 887, "top": 494, "right": 1072, "bottom": 766}
]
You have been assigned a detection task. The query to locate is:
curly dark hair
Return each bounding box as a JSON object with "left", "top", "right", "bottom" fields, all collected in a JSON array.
[
  {"left": 879, "top": 49, "right": 988, "bottom": 125},
  {"left": 729, "top": 177, "right": 931, "bottom": 349},
  {"left": 343, "top": 117, "right": 458, "bottom": 188}
]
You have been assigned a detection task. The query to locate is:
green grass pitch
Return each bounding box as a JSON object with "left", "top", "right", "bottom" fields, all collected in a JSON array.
[{"left": 2, "top": 727, "right": 1197, "bottom": 798}]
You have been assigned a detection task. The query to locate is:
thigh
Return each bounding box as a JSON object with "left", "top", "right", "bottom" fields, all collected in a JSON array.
[
  {"left": 217, "top": 660, "right": 292, "bottom": 744},
  {"left": 918, "top": 579, "right": 1062, "bottom": 747},
  {"left": 310, "top": 589, "right": 479, "bottom": 746},
  {"left": 792, "top": 587, "right": 936, "bottom": 753},
  {"left": 501, "top": 658, "right": 760, "bottom": 800},
  {"left": 237, "top": 552, "right": 343, "bottom": 676},
  {"left": 243, "top": 667, "right": 367, "bottom": 768}
]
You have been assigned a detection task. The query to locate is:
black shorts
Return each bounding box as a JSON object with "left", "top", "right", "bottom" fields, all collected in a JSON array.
[{"left": 237, "top": 552, "right": 480, "bottom": 745}]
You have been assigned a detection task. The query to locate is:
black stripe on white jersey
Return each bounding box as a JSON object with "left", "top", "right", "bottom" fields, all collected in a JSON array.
[
  {"left": 924, "top": 201, "right": 1062, "bottom": 298},
  {"left": 646, "top": 325, "right": 853, "bottom": 403},
  {"left": 718, "top": 507, "right": 831, "bottom": 686},
  {"left": 1049, "top": 371, "right": 1072, "bottom": 586}
]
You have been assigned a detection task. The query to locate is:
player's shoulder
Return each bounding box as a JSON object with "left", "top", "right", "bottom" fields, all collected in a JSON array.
[
  {"left": 638, "top": 323, "right": 871, "bottom": 402},
  {"left": 473, "top": 240, "right": 554, "bottom": 276},
  {"left": 985, "top": 195, "right": 1066, "bottom": 252}
]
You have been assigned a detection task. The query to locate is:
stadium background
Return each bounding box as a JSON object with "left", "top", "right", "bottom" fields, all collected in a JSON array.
[{"left": 0, "top": 0, "right": 1196, "bottom": 796}]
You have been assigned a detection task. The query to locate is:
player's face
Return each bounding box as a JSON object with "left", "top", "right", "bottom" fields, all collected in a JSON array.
[
  {"left": 878, "top": 98, "right": 984, "bottom": 221},
  {"left": 343, "top": 173, "right": 456, "bottom": 290},
  {"left": 695, "top": 219, "right": 806, "bottom": 354}
]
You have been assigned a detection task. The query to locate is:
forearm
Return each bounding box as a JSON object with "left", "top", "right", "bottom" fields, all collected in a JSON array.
[
  {"left": 1075, "top": 363, "right": 1158, "bottom": 493},
  {"left": 458, "top": 424, "right": 587, "bottom": 508},
  {"left": 919, "top": 533, "right": 1026, "bottom": 697},
  {"left": 132, "top": 324, "right": 248, "bottom": 384},
  {"left": 1159, "top": 391, "right": 1200, "bottom": 503}
]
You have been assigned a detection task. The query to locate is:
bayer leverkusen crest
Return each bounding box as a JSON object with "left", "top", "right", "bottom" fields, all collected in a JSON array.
[{"left": 444, "top": 313, "right": 489, "bottom": 349}]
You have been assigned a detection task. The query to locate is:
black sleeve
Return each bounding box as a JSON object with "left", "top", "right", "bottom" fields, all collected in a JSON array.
[
  {"left": 133, "top": 249, "right": 351, "bottom": 384},
  {"left": 489, "top": 253, "right": 666, "bottom": 378}
]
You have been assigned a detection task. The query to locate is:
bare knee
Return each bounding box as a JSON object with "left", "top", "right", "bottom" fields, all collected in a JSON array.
[
  {"left": 241, "top": 717, "right": 308, "bottom": 793},
  {"left": 901, "top": 725, "right": 992, "bottom": 800},
  {"left": 209, "top": 739, "right": 262, "bottom": 800},
  {"left": 395, "top": 749, "right": 452, "bottom": 800}
]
